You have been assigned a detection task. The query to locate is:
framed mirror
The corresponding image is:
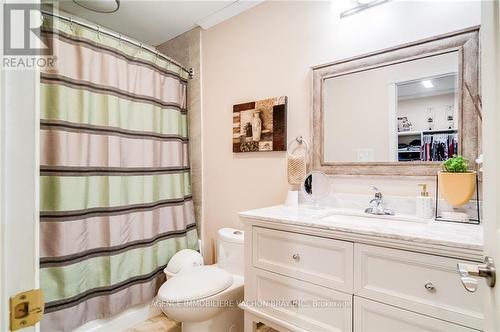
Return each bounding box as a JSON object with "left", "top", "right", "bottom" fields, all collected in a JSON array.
[{"left": 312, "top": 27, "right": 480, "bottom": 176}]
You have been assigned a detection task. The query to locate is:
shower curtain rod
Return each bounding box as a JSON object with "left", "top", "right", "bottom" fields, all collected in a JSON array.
[{"left": 40, "top": 10, "right": 194, "bottom": 79}]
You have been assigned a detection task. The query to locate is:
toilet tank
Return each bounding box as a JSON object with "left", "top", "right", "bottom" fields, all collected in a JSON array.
[{"left": 217, "top": 228, "right": 244, "bottom": 277}]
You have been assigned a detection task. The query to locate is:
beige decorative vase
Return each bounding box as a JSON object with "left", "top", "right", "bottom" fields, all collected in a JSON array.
[
  {"left": 438, "top": 171, "right": 476, "bottom": 207},
  {"left": 251, "top": 112, "right": 262, "bottom": 141}
]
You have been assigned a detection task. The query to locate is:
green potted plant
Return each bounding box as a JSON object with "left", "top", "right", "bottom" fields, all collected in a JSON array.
[{"left": 438, "top": 155, "right": 476, "bottom": 207}]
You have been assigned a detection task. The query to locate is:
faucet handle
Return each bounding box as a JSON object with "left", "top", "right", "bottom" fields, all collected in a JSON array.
[{"left": 371, "top": 186, "right": 382, "bottom": 198}]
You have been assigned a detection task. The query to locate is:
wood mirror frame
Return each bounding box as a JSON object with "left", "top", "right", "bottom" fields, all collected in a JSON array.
[{"left": 312, "top": 27, "right": 480, "bottom": 176}]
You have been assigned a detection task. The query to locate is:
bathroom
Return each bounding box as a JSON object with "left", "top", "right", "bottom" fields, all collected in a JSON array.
[{"left": 1, "top": 0, "right": 499, "bottom": 331}]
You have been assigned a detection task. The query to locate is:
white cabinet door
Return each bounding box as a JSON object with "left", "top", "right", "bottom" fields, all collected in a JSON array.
[
  {"left": 354, "top": 297, "right": 477, "bottom": 332},
  {"left": 252, "top": 226, "right": 353, "bottom": 292},
  {"left": 354, "top": 243, "right": 484, "bottom": 330},
  {"left": 252, "top": 268, "right": 352, "bottom": 332}
]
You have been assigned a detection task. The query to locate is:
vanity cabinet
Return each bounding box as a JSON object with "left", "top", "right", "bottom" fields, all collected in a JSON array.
[{"left": 242, "top": 223, "right": 484, "bottom": 332}]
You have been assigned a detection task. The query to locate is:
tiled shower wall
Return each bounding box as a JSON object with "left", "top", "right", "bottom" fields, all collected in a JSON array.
[{"left": 157, "top": 27, "right": 203, "bottom": 249}]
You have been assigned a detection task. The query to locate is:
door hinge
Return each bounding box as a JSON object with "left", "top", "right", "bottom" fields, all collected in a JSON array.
[{"left": 9, "top": 289, "right": 44, "bottom": 331}]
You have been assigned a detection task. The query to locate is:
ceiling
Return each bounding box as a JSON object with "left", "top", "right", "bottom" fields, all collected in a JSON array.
[
  {"left": 398, "top": 74, "right": 458, "bottom": 100},
  {"left": 56, "top": 0, "right": 262, "bottom": 45}
]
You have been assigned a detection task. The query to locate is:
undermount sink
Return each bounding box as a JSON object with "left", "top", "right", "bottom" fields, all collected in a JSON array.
[{"left": 317, "top": 208, "right": 429, "bottom": 224}]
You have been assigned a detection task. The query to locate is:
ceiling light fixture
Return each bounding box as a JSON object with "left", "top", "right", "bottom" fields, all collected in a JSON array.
[
  {"left": 421, "top": 80, "right": 434, "bottom": 89},
  {"left": 73, "top": 0, "right": 120, "bottom": 13},
  {"left": 340, "top": 0, "right": 389, "bottom": 18}
]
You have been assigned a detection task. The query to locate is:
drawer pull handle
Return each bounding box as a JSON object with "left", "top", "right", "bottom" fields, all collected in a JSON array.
[
  {"left": 292, "top": 254, "right": 300, "bottom": 261},
  {"left": 424, "top": 282, "right": 435, "bottom": 291}
]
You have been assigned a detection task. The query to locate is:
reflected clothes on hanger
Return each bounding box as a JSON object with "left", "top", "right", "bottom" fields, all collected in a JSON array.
[{"left": 421, "top": 133, "right": 458, "bottom": 161}]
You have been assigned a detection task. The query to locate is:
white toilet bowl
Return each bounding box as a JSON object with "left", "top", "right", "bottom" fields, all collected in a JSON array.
[{"left": 156, "top": 228, "right": 244, "bottom": 332}]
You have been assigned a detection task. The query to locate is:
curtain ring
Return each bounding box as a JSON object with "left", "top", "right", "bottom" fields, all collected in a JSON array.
[
  {"left": 96, "top": 26, "right": 101, "bottom": 40},
  {"left": 139, "top": 43, "right": 143, "bottom": 53},
  {"left": 154, "top": 48, "right": 159, "bottom": 62},
  {"left": 69, "top": 17, "right": 74, "bottom": 31},
  {"left": 118, "top": 34, "right": 122, "bottom": 46}
]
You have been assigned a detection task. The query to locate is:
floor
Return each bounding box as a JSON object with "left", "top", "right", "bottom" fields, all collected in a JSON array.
[
  {"left": 125, "top": 315, "right": 180, "bottom": 332},
  {"left": 256, "top": 323, "right": 279, "bottom": 332}
]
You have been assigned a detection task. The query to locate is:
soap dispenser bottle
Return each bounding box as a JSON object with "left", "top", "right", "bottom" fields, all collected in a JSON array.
[{"left": 416, "top": 184, "right": 433, "bottom": 219}]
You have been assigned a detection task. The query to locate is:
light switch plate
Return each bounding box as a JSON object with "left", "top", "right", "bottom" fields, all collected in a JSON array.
[{"left": 356, "top": 149, "right": 374, "bottom": 162}]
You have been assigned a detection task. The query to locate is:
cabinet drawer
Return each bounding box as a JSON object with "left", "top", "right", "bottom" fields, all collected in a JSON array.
[
  {"left": 354, "top": 244, "right": 484, "bottom": 330},
  {"left": 354, "top": 297, "right": 477, "bottom": 332},
  {"left": 253, "top": 226, "right": 353, "bottom": 292},
  {"left": 252, "top": 268, "right": 352, "bottom": 332}
]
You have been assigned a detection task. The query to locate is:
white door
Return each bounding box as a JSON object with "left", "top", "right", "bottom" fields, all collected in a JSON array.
[
  {"left": 480, "top": 1, "right": 500, "bottom": 331},
  {"left": 0, "top": 0, "right": 40, "bottom": 331}
]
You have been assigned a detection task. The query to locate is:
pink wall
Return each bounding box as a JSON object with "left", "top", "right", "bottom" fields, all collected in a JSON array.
[{"left": 201, "top": 1, "right": 481, "bottom": 262}]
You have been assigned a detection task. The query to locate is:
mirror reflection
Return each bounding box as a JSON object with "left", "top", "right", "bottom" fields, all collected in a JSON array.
[
  {"left": 323, "top": 51, "right": 459, "bottom": 163},
  {"left": 302, "top": 171, "right": 330, "bottom": 203},
  {"left": 396, "top": 74, "right": 458, "bottom": 162}
]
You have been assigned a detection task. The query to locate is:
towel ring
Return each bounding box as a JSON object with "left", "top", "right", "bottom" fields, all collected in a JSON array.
[{"left": 287, "top": 136, "right": 309, "bottom": 156}]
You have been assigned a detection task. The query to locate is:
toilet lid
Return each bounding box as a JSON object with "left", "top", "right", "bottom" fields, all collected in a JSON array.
[{"left": 157, "top": 266, "right": 233, "bottom": 302}]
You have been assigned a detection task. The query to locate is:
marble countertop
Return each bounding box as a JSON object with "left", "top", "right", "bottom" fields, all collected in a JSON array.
[{"left": 239, "top": 205, "right": 483, "bottom": 252}]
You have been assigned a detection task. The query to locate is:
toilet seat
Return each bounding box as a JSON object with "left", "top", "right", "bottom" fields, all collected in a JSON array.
[{"left": 158, "top": 265, "right": 233, "bottom": 303}]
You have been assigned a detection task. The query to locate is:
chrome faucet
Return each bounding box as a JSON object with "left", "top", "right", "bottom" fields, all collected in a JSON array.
[{"left": 364, "top": 186, "right": 395, "bottom": 215}]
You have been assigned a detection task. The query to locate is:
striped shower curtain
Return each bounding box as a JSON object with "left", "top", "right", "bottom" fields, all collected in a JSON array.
[{"left": 39, "top": 17, "right": 198, "bottom": 331}]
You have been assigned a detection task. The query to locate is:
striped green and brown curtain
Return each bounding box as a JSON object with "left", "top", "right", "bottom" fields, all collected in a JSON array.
[{"left": 39, "top": 17, "right": 198, "bottom": 331}]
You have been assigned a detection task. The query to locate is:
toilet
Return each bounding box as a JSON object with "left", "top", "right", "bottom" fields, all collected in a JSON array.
[{"left": 157, "top": 228, "right": 244, "bottom": 332}]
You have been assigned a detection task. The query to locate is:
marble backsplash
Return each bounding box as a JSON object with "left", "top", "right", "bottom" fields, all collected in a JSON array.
[{"left": 299, "top": 192, "right": 481, "bottom": 222}]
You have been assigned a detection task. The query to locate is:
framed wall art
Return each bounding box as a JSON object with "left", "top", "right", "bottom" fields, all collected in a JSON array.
[{"left": 232, "top": 96, "right": 287, "bottom": 152}]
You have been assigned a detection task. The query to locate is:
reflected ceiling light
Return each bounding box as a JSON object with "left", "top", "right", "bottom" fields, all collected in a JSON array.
[
  {"left": 421, "top": 80, "right": 434, "bottom": 89},
  {"left": 73, "top": 0, "right": 120, "bottom": 13},
  {"left": 340, "top": 0, "right": 389, "bottom": 18}
]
